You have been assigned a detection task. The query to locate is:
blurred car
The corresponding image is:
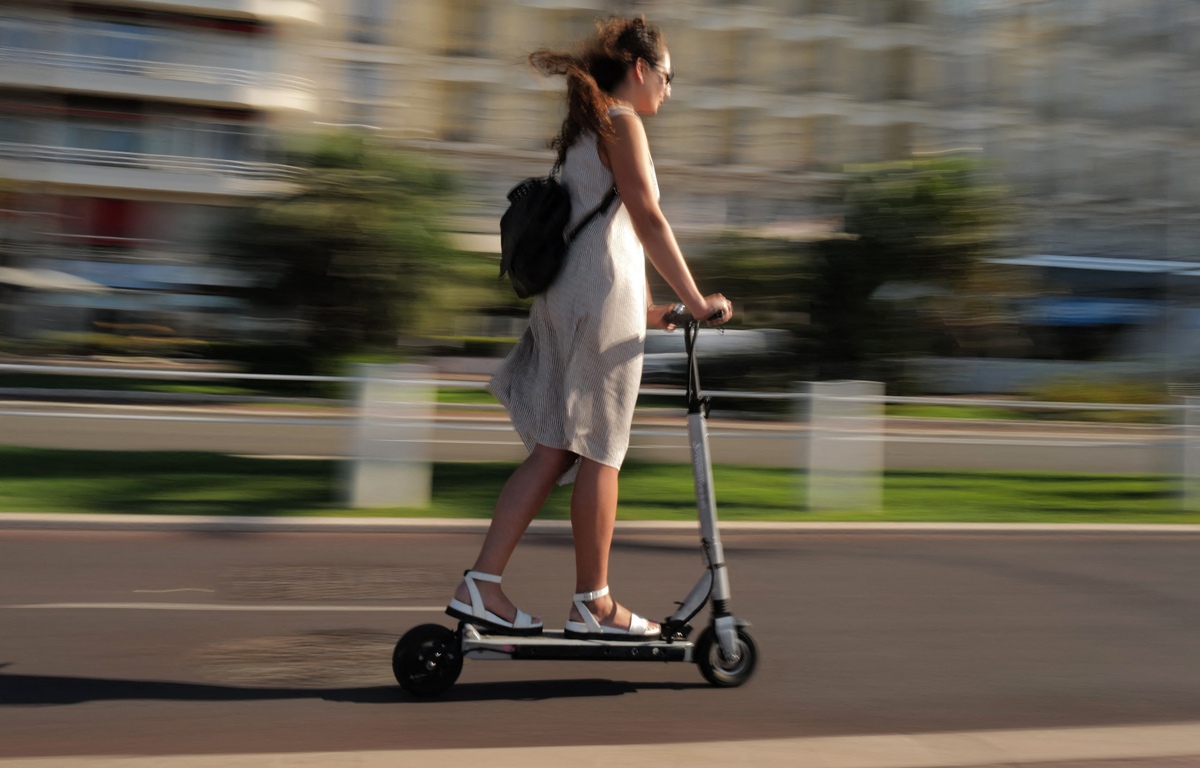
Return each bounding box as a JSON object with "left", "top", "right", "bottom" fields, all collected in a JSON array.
[{"left": 641, "top": 327, "right": 789, "bottom": 385}]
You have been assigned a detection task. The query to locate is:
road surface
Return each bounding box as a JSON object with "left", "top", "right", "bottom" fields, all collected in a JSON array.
[{"left": 2, "top": 528, "right": 1199, "bottom": 764}]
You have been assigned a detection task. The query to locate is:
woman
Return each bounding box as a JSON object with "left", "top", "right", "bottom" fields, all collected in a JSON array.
[{"left": 446, "top": 16, "right": 733, "bottom": 639}]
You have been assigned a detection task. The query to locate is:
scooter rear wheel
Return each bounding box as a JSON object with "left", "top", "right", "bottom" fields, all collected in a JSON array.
[
  {"left": 696, "top": 625, "right": 758, "bottom": 687},
  {"left": 393, "top": 623, "right": 462, "bottom": 697}
]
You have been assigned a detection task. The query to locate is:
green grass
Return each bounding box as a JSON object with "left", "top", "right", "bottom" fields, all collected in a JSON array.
[
  {"left": 0, "top": 373, "right": 259, "bottom": 397},
  {"left": 886, "top": 404, "right": 1029, "bottom": 421},
  {"left": 0, "top": 447, "right": 1195, "bottom": 524},
  {"left": 436, "top": 388, "right": 498, "bottom": 405},
  {"left": 885, "top": 403, "right": 1168, "bottom": 424}
]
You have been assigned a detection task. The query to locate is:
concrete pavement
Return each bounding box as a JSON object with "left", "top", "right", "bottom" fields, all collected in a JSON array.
[{"left": 2, "top": 722, "right": 1200, "bottom": 767}]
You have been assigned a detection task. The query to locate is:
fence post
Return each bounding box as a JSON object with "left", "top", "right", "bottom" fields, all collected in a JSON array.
[
  {"left": 346, "top": 363, "right": 434, "bottom": 509},
  {"left": 1183, "top": 397, "right": 1200, "bottom": 512},
  {"left": 806, "top": 380, "right": 884, "bottom": 512}
]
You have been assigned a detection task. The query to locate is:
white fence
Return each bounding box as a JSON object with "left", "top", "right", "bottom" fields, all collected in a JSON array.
[{"left": 0, "top": 362, "right": 1193, "bottom": 510}]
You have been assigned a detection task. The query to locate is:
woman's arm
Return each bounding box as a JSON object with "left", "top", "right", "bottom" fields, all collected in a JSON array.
[{"left": 602, "top": 111, "right": 731, "bottom": 325}]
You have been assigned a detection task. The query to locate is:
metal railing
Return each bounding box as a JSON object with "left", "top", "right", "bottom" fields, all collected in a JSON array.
[
  {"left": 0, "top": 46, "right": 314, "bottom": 91},
  {"left": 1, "top": 361, "right": 1194, "bottom": 509},
  {"left": 0, "top": 360, "right": 1179, "bottom": 424},
  {"left": 0, "top": 142, "right": 299, "bottom": 180}
]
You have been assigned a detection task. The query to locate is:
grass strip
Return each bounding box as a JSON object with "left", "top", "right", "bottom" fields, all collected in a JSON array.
[{"left": 0, "top": 447, "right": 1195, "bottom": 524}]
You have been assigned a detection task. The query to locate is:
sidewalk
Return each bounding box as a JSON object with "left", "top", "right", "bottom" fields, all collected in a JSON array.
[{"left": 3, "top": 722, "right": 1200, "bottom": 767}]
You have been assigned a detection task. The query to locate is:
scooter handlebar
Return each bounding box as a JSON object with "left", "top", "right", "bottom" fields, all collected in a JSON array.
[{"left": 664, "top": 304, "right": 724, "bottom": 327}]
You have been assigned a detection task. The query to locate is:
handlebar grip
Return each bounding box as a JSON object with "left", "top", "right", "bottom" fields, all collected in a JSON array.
[{"left": 664, "top": 304, "right": 724, "bottom": 326}]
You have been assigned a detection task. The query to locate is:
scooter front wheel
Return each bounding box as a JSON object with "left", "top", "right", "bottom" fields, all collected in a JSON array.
[
  {"left": 393, "top": 623, "right": 462, "bottom": 697},
  {"left": 695, "top": 624, "right": 758, "bottom": 687}
]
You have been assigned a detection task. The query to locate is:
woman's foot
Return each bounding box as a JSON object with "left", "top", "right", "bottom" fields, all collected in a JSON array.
[
  {"left": 564, "top": 586, "right": 660, "bottom": 640},
  {"left": 445, "top": 571, "right": 543, "bottom": 635}
]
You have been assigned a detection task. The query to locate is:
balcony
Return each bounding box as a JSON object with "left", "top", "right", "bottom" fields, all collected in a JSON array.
[
  {"left": 68, "top": 0, "right": 321, "bottom": 25},
  {"left": 0, "top": 142, "right": 298, "bottom": 197},
  {"left": 0, "top": 47, "right": 317, "bottom": 112}
]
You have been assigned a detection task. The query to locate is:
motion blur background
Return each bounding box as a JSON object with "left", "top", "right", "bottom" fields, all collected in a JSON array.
[{"left": 1, "top": 0, "right": 1198, "bottom": 397}]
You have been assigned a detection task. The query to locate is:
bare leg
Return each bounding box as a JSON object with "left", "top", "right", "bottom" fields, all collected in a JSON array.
[
  {"left": 452, "top": 444, "right": 575, "bottom": 622},
  {"left": 568, "top": 458, "right": 660, "bottom": 633}
]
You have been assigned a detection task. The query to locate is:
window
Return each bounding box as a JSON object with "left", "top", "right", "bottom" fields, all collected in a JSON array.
[
  {"left": 815, "top": 40, "right": 839, "bottom": 92},
  {"left": 441, "top": 83, "right": 485, "bottom": 143},
  {"left": 348, "top": 0, "right": 387, "bottom": 44},
  {"left": 69, "top": 20, "right": 168, "bottom": 64},
  {"left": 0, "top": 116, "right": 34, "bottom": 144},
  {"left": 0, "top": 16, "right": 54, "bottom": 51},
  {"left": 66, "top": 123, "right": 143, "bottom": 154},
  {"left": 57, "top": 197, "right": 146, "bottom": 246},
  {"left": 344, "top": 61, "right": 385, "bottom": 127},
  {"left": 157, "top": 118, "right": 263, "bottom": 161},
  {"left": 444, "top": 0, "right": 490, "bottom": 56}
]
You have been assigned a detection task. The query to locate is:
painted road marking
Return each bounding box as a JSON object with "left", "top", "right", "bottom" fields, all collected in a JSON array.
[
  {"left": 2, "top": 603, "right": 443, "bottom": 612},
  {"left": 2, "top": 722, "right": 1200, "bottom": 767}
]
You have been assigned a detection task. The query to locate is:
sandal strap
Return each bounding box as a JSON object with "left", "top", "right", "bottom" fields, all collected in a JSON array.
[
  {"left": 573, "top": 585, "right": 609, "bottom": 602},
  {"left": 463, "top": 570, "right": 501, "bottom": 614},
  {"left": 572, "top": 585, "right": 610, "bottom": 634},
  {"left": 513, "top": 608, "right": 536, "bottom": 629}
]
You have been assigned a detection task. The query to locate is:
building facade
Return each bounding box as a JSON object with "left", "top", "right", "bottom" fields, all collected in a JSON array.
[
  {"left": 310, "top": 0, "right": 1198, "bottom": 261},
  {"left": 0, "top": 0, "right": 320, "bottom": 339},
  {"left": 3, "top": 0, "right": 1197, "bottom": 343}
]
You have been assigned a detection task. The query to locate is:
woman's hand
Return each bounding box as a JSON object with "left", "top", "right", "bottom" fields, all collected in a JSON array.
[
  {"left": 686, "top": 294, "right": 733, "bottom": 327},
  {"left": 648, "top": 303, "right": 683, "bottom": 331}
]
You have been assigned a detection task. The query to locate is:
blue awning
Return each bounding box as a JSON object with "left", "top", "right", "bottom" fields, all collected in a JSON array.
[{"left": 1022, "top": 297, "right": 1162, "bottom": 326}]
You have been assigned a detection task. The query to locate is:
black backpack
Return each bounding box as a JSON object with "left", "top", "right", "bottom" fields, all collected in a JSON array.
[{"left": 499, "top": 162, "right": 618, "bottom": 299}]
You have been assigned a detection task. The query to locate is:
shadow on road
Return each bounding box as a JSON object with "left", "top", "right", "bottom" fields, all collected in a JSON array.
[{"left": 0, "top": 666, "right": 705, "bottom": 706}]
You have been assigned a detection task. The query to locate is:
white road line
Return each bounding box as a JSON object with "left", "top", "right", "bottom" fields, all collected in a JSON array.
[
  {"left": 2, "top": 722, "right": 1200, "bottom": 767},
  {"left": 1, "top": 603, "right": 443, "bottom": 612},
  {"left": 131, "top": 588, "right": 215, "bottom": 594}
]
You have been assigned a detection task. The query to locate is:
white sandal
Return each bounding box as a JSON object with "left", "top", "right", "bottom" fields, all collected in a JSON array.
[
  {"left": 445, "top": 570, "right": 543, "bottom": 636},
  {"left": 563, "top": 585, "right": 660, "bottom": 641}
]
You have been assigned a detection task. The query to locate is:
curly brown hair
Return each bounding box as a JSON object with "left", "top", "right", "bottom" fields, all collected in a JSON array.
[{"left": 529, "top": 16, "right": 668, "bottom": 165}]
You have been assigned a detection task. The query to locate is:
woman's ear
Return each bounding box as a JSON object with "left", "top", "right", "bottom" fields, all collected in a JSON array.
[{"left": 633, "top": 57, "right": 648, "bottom": 84}]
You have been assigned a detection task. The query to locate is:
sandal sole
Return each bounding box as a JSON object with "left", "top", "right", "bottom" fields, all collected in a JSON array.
[
  {"left": 445, "top": 606, "right": 544, "bottom": 636},
  {"left": 562, "top": 629, "right": 662, "bottom": 643}
]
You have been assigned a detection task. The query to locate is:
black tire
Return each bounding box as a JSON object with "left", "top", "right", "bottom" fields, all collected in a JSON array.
[
  {"left": 392, "top": 624, "right": 462, "bottom": 697},
  {"left": 695, "top": 624, "right": 758, "bottom": 688}
]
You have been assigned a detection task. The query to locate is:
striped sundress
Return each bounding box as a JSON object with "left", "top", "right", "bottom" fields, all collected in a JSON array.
[{"left": 489, "top": 105, "right": 657, "bottom": 485}]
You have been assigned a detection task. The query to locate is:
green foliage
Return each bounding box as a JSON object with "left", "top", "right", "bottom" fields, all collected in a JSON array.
[
  {"left": 24, "top": 332, "right": 210, "bottom": 358},
  {"left": 220, "top": 132, "right": 461, "bottom": 374},
  {"left": 1027, "top": 376, "right": 1170, "bottom": 423},
  {"left": 678, "top": 234, "right": 818, "bottom": 389},
  {"left": 696, "top": 156, "right": 1018, "bottom": 388},
  {"left": 1030, "top": 376, "right": 1167, "bottom": 406},
  {"left": 812, "top": 156, "right": 1016, "bottom": 378},
  {"left": 842, "top": 156, "right": 1009, "bottom": 282}
]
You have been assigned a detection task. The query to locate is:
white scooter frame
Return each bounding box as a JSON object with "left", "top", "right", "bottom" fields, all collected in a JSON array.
[{"left": 392, "top": 315, "right": 758, "bottom": 696}]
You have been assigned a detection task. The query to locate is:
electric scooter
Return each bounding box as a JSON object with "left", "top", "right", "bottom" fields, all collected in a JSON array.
[{"left": 391, "top": 313, "right": 757, "bottom": 696}]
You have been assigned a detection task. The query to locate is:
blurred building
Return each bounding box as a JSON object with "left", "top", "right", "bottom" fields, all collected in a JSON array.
[
  {"left": 3, "top": 0, "right": 1198, "bottom": 351},
  {"left": 0, "top": 0, "right": 319, "bottom": 340},
  {"left": 310, "top": 0, "right": 1198, "bottom": 260}
]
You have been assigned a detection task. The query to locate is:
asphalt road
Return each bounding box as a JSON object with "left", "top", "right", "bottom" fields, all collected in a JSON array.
[{"left": 2, "top": 529, "right": 1199, "bottom": 760}]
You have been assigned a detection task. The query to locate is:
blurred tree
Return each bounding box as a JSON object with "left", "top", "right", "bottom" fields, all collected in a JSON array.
[
  {"left": 679, "top": 232, "right": 819, "bottom": 390},
  {"left": 694, "top": 155, "right": 1021, "bottom": 389},
  {"left": 221, "top": 133, "right": 460, "bottom": 375},
  {"left": 812, "top": 155, "right": 1019, "bottom": 380}
]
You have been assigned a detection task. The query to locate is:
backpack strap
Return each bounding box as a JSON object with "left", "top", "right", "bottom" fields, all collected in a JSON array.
[{"left": 565, "top": 186, "right": 619, "bottom": 243}]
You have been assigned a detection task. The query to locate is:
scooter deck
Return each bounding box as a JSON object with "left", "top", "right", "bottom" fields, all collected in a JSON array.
[{"left": 460, "top": 625, "right": 693, "bottom": 662}]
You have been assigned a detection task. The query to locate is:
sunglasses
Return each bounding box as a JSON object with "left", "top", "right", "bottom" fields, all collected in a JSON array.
[{"left": 648, "top": 61, "right": 674, "bottom": 86}]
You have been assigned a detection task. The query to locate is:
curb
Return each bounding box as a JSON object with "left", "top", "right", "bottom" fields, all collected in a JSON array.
[
  {"left": 2, "top": 513, "right": 1200, "bottom": 535},
  {"left": 2, "top": 722, "right": 1200, "bottom": 768}
]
